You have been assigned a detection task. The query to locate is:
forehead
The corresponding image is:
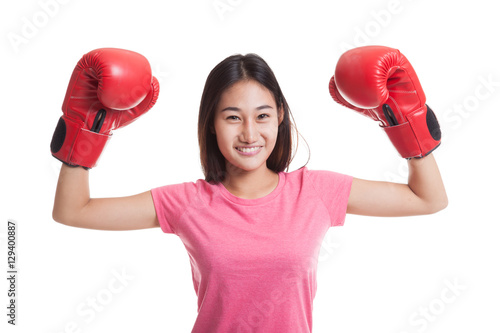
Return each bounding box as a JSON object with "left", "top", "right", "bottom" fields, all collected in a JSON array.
[{"left": 218, "top": 80, "right": 275, "bottom": 108}]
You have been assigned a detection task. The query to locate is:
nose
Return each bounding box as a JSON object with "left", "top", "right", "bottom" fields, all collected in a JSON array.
[{"left": 240, "top": 119, "right": 258, "bottom": 143}]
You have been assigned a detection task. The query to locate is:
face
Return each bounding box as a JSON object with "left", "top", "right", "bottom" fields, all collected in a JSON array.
[{"left": 213, "top": 79, "right": 283, "bottom": 175}]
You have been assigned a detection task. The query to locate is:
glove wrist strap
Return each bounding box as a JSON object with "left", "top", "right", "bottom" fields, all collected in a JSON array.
[
  {"left": 51, "top": 116, "right": 111, "bottom": 168},
  {"left": 382, "top": 105, "right": 441, "bottom": 159}
]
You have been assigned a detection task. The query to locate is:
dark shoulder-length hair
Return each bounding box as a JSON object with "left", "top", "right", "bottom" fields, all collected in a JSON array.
[{"left": 198, "top": 53, "right": 299, "bottom": 184}]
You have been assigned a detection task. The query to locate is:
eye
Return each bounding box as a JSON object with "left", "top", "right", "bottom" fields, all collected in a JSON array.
[
  {"left": 257, "top": 114, "right": 270, "bottom": 120},
  {"left": 226, "top": 115, "right": 240, "bottom": 121}
]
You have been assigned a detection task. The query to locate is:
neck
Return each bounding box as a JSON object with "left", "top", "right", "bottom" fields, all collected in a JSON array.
[{"left": 222, "top": 165, "right": 280, "bottom": 199}]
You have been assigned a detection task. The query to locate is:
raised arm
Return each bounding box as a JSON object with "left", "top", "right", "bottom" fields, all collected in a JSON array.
[
  {"left": 50, "top": 48, "right": 160, "bottom": 230},
  {"left": 53, "top": 165, "right": 158, "bottom": 230},
  {"left": 329, "top": 46, "right": 447, "bottom": 217},
  {"left": 346, "top": 153, "right": 447, "bottom": 217}
]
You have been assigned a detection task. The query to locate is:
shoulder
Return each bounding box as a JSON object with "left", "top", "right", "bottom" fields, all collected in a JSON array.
[
  {"left": 151, "top": 178, "right": 217, "bottom": 204},
  {"left": 280, "top": 167, "right": 352, "bottom": 199},
  {"left": 283, "top": 166, "right": 352, "bottom": 184}
]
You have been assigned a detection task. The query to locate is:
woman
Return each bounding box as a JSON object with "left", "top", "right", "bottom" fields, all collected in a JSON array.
[{"left": 52, "top": 47, "right": 447, "bottom": 332}]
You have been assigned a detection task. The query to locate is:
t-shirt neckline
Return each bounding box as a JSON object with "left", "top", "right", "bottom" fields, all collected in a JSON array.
[{"left": 216, "top": 171, "right": 285, "bottom": 206}]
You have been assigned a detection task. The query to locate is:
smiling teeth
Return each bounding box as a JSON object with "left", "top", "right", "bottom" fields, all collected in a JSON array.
[{"left": 236, "top": 147, "right": 260, "bottom": 152}]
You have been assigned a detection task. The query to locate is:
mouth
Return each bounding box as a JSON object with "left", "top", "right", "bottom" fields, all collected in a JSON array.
[{"left": 235, "top": 146, "right": 263, "bottom": 155}]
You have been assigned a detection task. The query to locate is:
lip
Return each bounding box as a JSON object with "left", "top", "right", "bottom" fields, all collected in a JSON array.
[{"left": 234, "top": 146, "right": 263, "bottom": 156}]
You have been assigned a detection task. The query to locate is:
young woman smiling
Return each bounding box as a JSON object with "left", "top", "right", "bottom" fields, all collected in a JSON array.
[{"left": 52, "top": 47, "right": 447, "bottom": 332}]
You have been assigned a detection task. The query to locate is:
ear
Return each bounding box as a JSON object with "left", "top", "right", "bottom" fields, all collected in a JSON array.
[
  {"left": 278, "top": 104, "right": 285, "bottom": 125},
  {"left": 210, "top": 125, "right": 216, "bottom": 134}
]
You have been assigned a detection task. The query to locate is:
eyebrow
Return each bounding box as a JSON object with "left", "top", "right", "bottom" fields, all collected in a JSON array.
[{"left": 220, "top": 105, "right": 274, "bottom": 112}]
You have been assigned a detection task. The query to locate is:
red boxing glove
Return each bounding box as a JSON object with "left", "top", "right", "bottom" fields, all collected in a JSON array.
[
  {"left": 329, "top": 45, "right": 441, "bottom": 159},
  {"left": 50, "top": 48, "right": 160, "bottom": 168}
]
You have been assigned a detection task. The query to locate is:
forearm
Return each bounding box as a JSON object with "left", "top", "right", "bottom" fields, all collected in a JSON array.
[
  {"left": 407, "top": 153, "right": 448, "bottom": 213},
  {"left": 52, "top": 164, "right": 90, "bottom": 225}
]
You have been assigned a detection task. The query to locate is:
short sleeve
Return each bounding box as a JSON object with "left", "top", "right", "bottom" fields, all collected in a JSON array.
[
  {"left": 151, "top": 182, "right": 199, "bottom": 234},
  {"left": 305, "top": 168, "right": 353, "bottom": 227}
]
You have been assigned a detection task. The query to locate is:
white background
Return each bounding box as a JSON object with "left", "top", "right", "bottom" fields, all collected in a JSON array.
[{"left": 1, "top": 0, "right": 499, "bottom": 332}]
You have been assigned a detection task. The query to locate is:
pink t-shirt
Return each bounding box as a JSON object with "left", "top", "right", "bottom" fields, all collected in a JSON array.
[{"left": 151, "top": 167, "right": 353, "bottom": 332}]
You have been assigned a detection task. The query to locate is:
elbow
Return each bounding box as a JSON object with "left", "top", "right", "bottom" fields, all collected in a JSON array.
[
  {"left": 437, "top": 192, "right": 449, "bottom": 212},
  {"left": 52, "top": 201, "right": 90, "bottom": 228},
  {"left": 426, "top": 196, "right": 449, "bottom": 215},
  {"left": 433, "top": 201, "right": 448, "bottom": 214},
  {"left": 441, "top": 196, "right": 449, "bottom": 211},
  {"left": 52, "top": 205, "right": 62, "bottom": 223},
  {"left": 52, "top": 208, "right": 67, "bottom": 225},
  {"left": 52, "top": 206, "right": 75, "bottom": 227}
]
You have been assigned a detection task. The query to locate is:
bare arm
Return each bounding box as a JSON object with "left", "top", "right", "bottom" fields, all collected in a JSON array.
[
  {"left": 346, "top": 153, "right": 448, "bottom": 217},
  {"left": 52, "top": 164, "right": 159, "bottom": 230}
]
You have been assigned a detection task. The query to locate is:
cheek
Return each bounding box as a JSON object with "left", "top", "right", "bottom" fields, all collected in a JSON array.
[
  {"left": 263, "top": 123, "right": 280, "bottom": 142},
  {"left": 214, "top": 124, "right": 233, "bottom": 150}
]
